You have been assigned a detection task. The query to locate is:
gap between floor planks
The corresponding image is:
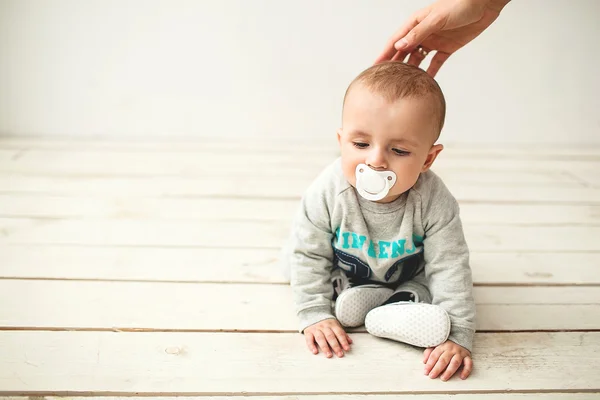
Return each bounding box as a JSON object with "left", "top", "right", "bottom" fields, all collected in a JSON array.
[{"left": 2, "top": 395, "right": 600, "bottom": 399}]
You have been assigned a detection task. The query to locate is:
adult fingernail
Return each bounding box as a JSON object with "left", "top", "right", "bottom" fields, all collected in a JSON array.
[{"left": 395, "top": 38, "right": 408, "bottom": 50}]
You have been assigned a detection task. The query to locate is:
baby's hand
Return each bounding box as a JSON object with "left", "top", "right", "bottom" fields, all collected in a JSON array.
[
  {"left": 423, "top": 340, "right": 473, "bottom": 381},
  {"left": 303, "top": 318, "right": 353, "bottom": 358}
]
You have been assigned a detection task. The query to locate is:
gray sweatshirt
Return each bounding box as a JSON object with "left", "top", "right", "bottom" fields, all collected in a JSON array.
[{"left": 282, "top": 157, "right": 476, "bottom": 351}]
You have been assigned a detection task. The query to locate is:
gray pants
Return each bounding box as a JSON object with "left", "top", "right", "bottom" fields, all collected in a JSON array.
[
  {"left": 391, "top": 275, "right": 432, "bottom": 303},
  {"left": 331, "top": 267, "right": 432, "bottom": 304}
]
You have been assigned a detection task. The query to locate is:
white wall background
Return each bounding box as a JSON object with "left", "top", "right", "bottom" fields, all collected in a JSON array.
[{"left": 0, "top": 0, "right": 599, "bottom": 144}]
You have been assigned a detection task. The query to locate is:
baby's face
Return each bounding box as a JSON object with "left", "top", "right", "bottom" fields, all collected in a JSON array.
[{"left": 338, "top": 83, "right": 443, "bottom": 203}]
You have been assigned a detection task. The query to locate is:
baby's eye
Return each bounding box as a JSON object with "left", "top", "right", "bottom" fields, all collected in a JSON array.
[
  {"left": 392, "top": 148, "right": 410, "bottom": 156},
  {"left": 353, "top": 142, "right": 369, "bottom": 149}
]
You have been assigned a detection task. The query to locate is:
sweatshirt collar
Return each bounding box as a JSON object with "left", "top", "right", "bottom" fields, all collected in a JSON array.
[{"left": 354, "top": 187, "right": 408, "bottom": 213}]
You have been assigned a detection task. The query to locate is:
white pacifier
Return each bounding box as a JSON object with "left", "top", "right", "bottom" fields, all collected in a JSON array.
[{"left": 355, "top": 163, "right": 396, "bottom": 201}]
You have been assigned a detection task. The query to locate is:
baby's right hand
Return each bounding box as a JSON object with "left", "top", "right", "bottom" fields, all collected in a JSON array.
[{"left": 303, "top": 318, "right": 353, "bottom": 358}]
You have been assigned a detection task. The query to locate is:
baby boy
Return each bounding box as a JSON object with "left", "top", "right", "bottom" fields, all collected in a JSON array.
[{"left": 282, "top": 61, "right": 476, "bottom": 381}]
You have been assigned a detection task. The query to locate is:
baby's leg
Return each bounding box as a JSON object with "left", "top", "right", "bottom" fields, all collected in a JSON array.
[
  {"left": 365, "top": 279, "right": 450, "bottom": 348},
  {"left": 384, "top": 279, "right": 433, "bottom": 305},
  {"left": 331, "top": 269, "right": 394, "bottom": 328}
]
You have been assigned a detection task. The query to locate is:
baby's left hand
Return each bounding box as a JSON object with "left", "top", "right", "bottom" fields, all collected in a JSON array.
[{"left": 423, "top": 340, "right": 472, "bottom": 381}]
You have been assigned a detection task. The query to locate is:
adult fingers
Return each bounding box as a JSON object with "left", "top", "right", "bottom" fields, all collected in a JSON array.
[
  {"left": 374, "top": 18, "right": 419, "bottom": 63},
  {"left": 426, "top": 51, "right": 450, "bottom": 77},
  {"left": 395, "top": 12, "right": 445, "bottom": 53},
  {"left": 406, "top": 47, "right": 429, "bottom": 68},
  {"left": 391, "top": 50, "right": 409, "bottom": 62},
  {"left": 373, "top": 7, "right": 430, "bottom": 63}
]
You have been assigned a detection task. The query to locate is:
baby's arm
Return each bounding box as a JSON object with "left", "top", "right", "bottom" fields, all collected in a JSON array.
[
  {"left": 289, "top": 193, "right": 337, "bottom": 329},
  {"left": 419, "top": 175, "right": 476, "bottom": 378},
  {"left": 287, "top": 175, "right": 350, "bottom": 356}
]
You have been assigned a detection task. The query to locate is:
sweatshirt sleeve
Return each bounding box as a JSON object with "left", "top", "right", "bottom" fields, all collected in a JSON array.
[
  {"left": 288, "top": 171, "right": 337, "bottom": 332},
  {"left": 419, "top": 174, "right": 476, "bottom": 352}
]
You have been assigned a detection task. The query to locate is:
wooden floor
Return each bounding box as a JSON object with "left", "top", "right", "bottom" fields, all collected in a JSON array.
[{"left": 1, "top": 136, "right": 600, "bottom": 398}]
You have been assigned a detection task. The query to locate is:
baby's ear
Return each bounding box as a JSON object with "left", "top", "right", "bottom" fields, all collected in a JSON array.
[
  {"left": 422, "top": 144, "right": 444, "bottom": 172},
  {"left": 336, "top": 128, "right": 343, "bottom": 144}
]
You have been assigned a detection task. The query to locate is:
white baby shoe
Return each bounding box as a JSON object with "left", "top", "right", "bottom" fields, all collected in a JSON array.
[
  {"left": 334, "top": 285, "right": 394, "bottom": 327},
  {"left": 365, "top": 302, "right": 451, "bottom": 348}
]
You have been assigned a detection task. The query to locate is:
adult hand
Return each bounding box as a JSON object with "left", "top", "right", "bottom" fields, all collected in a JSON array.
[{"left": 374, "top": 0, "right": 510, "bottom": 77}]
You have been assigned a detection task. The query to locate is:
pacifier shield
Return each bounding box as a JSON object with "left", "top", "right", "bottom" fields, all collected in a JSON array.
[{"left": 355, "top": 164, "right": 396, "bottom": 201}]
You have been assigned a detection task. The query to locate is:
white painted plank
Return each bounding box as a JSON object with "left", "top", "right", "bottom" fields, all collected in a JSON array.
[
  {"left": 2, "top": 175, "right": 598, "bottom": 203},
  {"left": 2, "top": 245, "right": 598, "bottom": 285},
  {"left": 0, "top": 175, "right": 311, "bottom": 199},
  {"left": 2, "top": 136, "right": 599, "bottom": 159},
  {"left": 1, "top": 194, "right": 598, "bottom": 225},
  {"left": 1, "top": 218, "right": 598, "bottom": 251},
  {"left": 0, "top": 136, "right": 341, "bottom": 153},
  {"left": 0, "top": 245, "right": 285, "bottom": 283},
  {"left": 0, "top": 218, "right": 290, "bottom": 248},
  {"left": 567, "top": 168, "right": 600, "bottom": 187},
  {"left": 0, "top": 149, "right": 332, "bottom": 177},
  {"left": 0, "top": 331, "right": 598, "bottom": 392},
  {"left": 0, "top": 195, "right": 300, "bottom": 221},
  {"left": 468, "top": 252, "right": 600, "bottom": 285},
  {"left": 0, "top": 281, "right": 598, "bottom": 331},
  {"left": 1, "top": 149, "right": 600, "bottom": 177},
  {"left": 4, "top": 396, "right": 600, "bottom": 400},
  {"left": 0, "top": 169, "right": 586, "bottom": 189},
  {"left": 0, "top": 167, "right": 586, "bottom": 188},
  {"left": 445, "top": 185, "right": 600, "bottom": 204},
  {"left": 434, "top": 169, "right": 581, "bottom": 186}
]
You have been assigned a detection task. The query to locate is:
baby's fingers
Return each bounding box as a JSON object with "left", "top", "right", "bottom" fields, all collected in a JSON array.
[
  {"left": 428, "top": 352, "right": 451, "bottom": 379},
  {"left": 324, "top": 328, "right": 344, "bottom": 357},
  {"left": 423, "top": 347, "right": 434, "bottom": 364},
  {"left": 424, "top": 348, "right": 441, "bottom": 375},
  {"left": 440, "top": 354, "right": 463, "bottom": 382},
  {"left": 304, "top": 331, "right": 318, "bottom": 355},
  {"left": 332, "top": 326, "right": 351, "bottom": 352},
  {"left": 313, "top": 330, "right": 333, "bottom": 358},
  {"left": 460, "top": 356, "right": 473, "bottom": 380},
  {"left": 304, "top": 331, "right": 319, "bottom": 355}
]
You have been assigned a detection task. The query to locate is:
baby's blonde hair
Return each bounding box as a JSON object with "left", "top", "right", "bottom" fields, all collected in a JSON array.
[{"left": 343, "top": 61, "right": 446, "bottom": 138}]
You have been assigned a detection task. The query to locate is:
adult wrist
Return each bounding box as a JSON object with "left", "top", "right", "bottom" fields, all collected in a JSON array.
[{"left": 487, "top": 0, "right": 511, "bottom": 13}]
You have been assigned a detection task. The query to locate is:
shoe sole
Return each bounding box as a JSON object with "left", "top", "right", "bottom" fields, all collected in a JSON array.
[
  {"left": 365, "top": 302, "right": 450, "bottom": 348},
  {"left": 334, "top": 286, "right": 394, "bottom": 328}
]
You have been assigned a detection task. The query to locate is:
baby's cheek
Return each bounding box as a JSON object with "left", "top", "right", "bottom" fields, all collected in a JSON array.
[
  {"left": 342, "top": 162, "right": 357, "bottom": 187},
  {"left": 395, "top": 170, "right": 420, "bottom": 192}
]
